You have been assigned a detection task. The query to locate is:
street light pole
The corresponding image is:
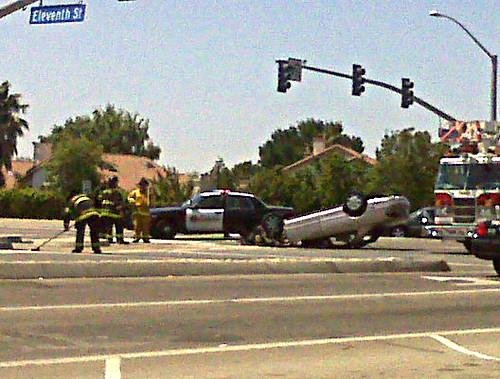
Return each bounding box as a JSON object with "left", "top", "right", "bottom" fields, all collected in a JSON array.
[{"left": 429, "top": 10, "right": 497, "bottom": 122}]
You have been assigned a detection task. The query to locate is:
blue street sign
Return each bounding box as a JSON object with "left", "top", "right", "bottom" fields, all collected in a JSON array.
[{"left": 30, "top": 3, "right": 86, "bottom": 25}]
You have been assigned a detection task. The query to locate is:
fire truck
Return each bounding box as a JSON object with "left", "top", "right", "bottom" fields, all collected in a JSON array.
[{"left": 433, "top": 120, "right": 500, "bottom": 251}]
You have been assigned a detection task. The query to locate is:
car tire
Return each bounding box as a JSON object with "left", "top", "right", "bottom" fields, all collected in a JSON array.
[
  {"left": 261, "top": 213, "right": 284, "bottom": 241},
  {"left": 154, "top": 220, "right": 176, "bottom": 239},
  {"left": 390, "top": 226, "right": 407, "bottom": 238},
  {"left": 493, "top": 259, "right": 500, "bottom": 276},
  {"left": 343, "top": 191, "right": 368, "bottom": 217}
]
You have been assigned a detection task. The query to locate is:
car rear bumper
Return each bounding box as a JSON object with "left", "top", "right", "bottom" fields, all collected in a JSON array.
[{"left": 428, "top": 224, "right": 476, "bottom": 241}]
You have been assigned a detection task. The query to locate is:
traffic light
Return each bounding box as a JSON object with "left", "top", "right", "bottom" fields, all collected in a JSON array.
[
  {"left": 277, "top": 61, "right": 292, "bottom": 93},
  {"left": 352, "top": 64, "right": 366, "bottom": 96},
  {"left": 401, "top": 78, "right": 414, "bottom": 108}
]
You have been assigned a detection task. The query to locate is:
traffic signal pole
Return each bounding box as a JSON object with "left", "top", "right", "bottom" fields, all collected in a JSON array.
[
  {"left": 301, "top": 64, "right": 457, "bottom": 122},
  {"left": 0, "top": 0, "right": 38, "bottom": 20}
]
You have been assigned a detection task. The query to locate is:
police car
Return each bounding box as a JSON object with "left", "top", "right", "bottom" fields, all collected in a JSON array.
[{"left": 149, "top": 190, "right": 294, "bottom": 241}]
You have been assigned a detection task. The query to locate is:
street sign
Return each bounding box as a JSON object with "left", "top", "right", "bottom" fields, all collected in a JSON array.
[{"left": 30, "top": 3, "right": 86, "bottom": 25}]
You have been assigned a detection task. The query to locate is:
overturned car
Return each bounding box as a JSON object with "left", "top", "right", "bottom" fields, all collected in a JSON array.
[{"left": 249, "top": 192, "right": 410, "bottom": 248}]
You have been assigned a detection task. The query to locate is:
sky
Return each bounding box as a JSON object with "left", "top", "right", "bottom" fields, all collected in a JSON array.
[{"left": 1, "top": 0, "right": 499, "bottom": 173}]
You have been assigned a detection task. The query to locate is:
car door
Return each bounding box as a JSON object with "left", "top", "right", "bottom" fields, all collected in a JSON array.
[
  {"left": 185, "top": 195, "right": 224, "bottom": 232},
  {"left": 223, "top": 195, "right": 257, "bottom": 234}
]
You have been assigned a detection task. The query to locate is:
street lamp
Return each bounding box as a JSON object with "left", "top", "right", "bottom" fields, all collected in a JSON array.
[{"left": 429, "top": 10, "right": 497, "bottom": 122}]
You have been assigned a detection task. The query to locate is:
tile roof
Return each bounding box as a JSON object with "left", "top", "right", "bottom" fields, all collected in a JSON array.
[
  {"left": 100, "top": 154, "right": 169, "bottom": 191},
  {"left": 1, "top": 160, "right": 35, "bottom": 189},
  {"left": 7, "top": 154, "right": 170, "bottom": 192},
  {"left": 282, "top": 144, "right": 377, "bottom": 174}
]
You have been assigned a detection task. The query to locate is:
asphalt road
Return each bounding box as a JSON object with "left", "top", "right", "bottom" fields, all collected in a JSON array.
[
  {"left": 1, "top": 218, "right": 499, "bottom": 377},
  {"left": 1, "top": 273, "right": 499, "bottom": 377}
]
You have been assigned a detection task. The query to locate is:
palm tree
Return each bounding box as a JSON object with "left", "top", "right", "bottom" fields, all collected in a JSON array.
[{"left": 0, "top": 81, "right": 29, "bottom": 187}]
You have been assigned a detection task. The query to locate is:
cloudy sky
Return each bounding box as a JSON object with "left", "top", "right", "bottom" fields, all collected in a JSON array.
[{"left": 1, "top": 0, "right": 498, "bottom": 172}]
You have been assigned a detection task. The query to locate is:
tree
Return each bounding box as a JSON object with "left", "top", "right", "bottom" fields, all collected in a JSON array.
[
  {"left": 258, "top": 119, "right": 364, "bottom": 168},
  {"left": 317, "top": 153, "right": 370, "bottom": 209},
  {"left": 46, "top": 133, "right": 104, "bottom": 197},
  {"left": 249, "top": 167, "right": 295, "bottom": 207},
  {"left": 0, "top": 81, "right": 29, "bottom": 187},
  {"left": 367, "top": 128, "right": 447, "bottom": 210},
  {"left": 153, "top": 169, "right": 193, "bottom": 206},
  {"left": 42, "top": 104, "right": 161, "bottom": 160}
]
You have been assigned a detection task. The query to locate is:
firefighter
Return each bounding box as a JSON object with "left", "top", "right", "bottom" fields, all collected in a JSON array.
[
  {"left": 63, "top": 191, "right": 102, "bottom": 254},
  {"left": 99, "top": 176, "right": 129, "bottom": 244},
  {"left": 127, "top": 177, "right": 151, "bottom": 243}
]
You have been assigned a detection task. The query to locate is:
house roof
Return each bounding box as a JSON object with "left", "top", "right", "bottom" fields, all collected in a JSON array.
[
  {"left": 1, "top": 160, "right": 34, "bottom": 189},
  {"left": 100, "top": 154, "right": 169, "bottom": 191},
  {"left": 15, "top": 154, "right": 171, "bottom": 192},
  {"left": 282, "top": 144, "right": 377, "bottom": 174}
]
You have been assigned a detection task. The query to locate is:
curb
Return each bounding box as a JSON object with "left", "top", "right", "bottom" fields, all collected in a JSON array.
[{"left": 0, "top": 259, "right": 450, "bottom": 279}]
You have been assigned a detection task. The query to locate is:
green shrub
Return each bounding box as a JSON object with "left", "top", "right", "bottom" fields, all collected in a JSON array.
[{"left": 0, "top": 188, "right": 65, "bottom": 219}]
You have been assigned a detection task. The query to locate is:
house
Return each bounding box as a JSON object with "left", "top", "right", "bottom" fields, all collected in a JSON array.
[
  {"left": 282, "top": 136, "right": 377, "bottom": 175},
  {"left": 1, "top": 160, "right": 35, "bottom": 189},
  {"left": 16, "top": 142, "right": 171, "bottom": 191}
]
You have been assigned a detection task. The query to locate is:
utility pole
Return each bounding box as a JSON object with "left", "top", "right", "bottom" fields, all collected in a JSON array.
[{"left": 0, "top": 0, "right": 38, "bottom": 20}]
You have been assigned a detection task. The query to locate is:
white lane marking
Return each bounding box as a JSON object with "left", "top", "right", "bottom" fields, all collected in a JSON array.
[
  {"left": 0, "top": 327, "right": 499, "bottom": 368},
  {"left": 1, "top": 288, "right": 499, "bottom": 312},
  {"left": 104, "top": 357, "right": 121, "bottom": 379},
  {"left": 448, "top": 263, "right": 493, "bottom": 267},
  {"left": 422, "top": 276, "right": 500, "bottom": 286},
  {"left": 430, "top": 334, "right": 500, "bottom": 361}
]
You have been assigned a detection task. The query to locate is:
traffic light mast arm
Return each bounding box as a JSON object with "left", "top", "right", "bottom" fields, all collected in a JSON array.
[
  {"left": 302, "top": 64, "right": 457, "bottom": 122},
  {"left": 0, "top": 0, "right": 38, "bottom": 20}
]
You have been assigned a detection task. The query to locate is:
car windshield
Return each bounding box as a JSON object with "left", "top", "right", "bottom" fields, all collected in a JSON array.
[
  {"left": 181, "top": 199, "right": 192, "bottom": 208},
  {"left": 435, "top": 162, "right": 500, "bottom": 190},
  {"left": 186, "top": 194, "right": 202, "bottom": 208}
]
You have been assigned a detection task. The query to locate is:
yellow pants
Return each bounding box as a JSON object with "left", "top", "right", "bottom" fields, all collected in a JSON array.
[{"left": 133, "top": 213, "right": 151, "bottom": 239}]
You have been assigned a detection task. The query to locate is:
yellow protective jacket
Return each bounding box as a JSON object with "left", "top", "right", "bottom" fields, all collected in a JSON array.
[{"left": 127, "top": 188, "right": 151, "bottom": 216}]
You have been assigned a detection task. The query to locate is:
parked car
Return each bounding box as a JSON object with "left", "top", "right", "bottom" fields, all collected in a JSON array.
[
  {"left": 149, "top": 190, "right": 294, "bottom": 241},
  {"left": 470, "top": 221, "right": 500, "bottom": 275},
  {"left": 384, "top": 207, "right": 436, "bottom": 238},
  {"left": 257, "top": 192, "right": 410, "bottom": 248}
]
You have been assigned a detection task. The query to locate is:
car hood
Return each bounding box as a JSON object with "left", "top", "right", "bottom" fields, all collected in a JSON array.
[{"left": 150, "top": 207, "right": 182, "bottom": 215}]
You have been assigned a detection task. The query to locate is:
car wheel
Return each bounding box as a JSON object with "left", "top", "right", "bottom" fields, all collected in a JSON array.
[
  {"left": 493, "top": 259, "right": 500, "bottom": 276},
  {"left": 342, "top": 191, "right": 368, "bottom": 217},
  {"left": 154, "top": 220, "right": 176, "bottom": 239},
  {"left": 390, "top": 226, "right": 407, "bottom": 238},
  {"left": 261, "top": 213, "right": 284, "bottom": 241}
]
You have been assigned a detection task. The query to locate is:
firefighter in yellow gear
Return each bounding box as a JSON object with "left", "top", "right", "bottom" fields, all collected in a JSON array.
[
  {"left": 127, "top": 177, "right": 151, "bottom": 243},
  {"left": 63, "top": 192, "right": 102, "bottom": 254}
]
